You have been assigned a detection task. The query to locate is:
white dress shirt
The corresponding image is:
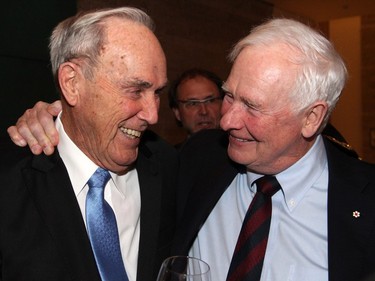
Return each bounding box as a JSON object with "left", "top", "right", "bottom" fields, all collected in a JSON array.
[
  {"left": 56, "top": 114, "right": 141, "bottom": 281},
  {"left": 189, "top": 135, "right": 329, "bottom": 281}
]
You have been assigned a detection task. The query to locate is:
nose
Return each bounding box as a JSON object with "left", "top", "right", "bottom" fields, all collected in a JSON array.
[
  {"left": 197, "top": 103, "right": 208, "bottom": 114},
  {"left": 220, "top": 101, "right": 241, "bottom": 131},
  {"left": 138, "top": 94, "right": 159, "bottom": 125}
]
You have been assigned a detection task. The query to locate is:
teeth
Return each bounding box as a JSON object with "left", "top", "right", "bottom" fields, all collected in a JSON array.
[
  {"left": 120, "top": 127, "right": 141, "bottom": 138},
  {"left": 232, "top": 136, "right": 248, "bottom": 142}
]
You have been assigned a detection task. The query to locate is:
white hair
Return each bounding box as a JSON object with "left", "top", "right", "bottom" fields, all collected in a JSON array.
[
  {"left": 229, "top": 18, "right": 348, "bottom": 132},
  {"left": 49, "top": 7, "right": 154, "bottom": 82}
]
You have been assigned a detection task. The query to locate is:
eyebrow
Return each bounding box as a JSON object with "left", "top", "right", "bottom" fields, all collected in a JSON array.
[
  {"left": 185, "top": 92, "right": 219, "bottom": 101},
  {"left": 125, "top": 78, "right": 152, "bottom": 89},
  {"left": 221, "top": 83, "right": 230, "bottom": 93},
  {"left": 123, "top": 78, "right": 168, "bottom": 91}
]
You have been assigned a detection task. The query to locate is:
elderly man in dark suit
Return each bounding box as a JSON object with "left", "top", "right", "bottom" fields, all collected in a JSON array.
[
  {"left": 0, "top": 7, "right": 177, "bottom": 281},
  {"left": 173, "top": 19, "right": 375, "bottom": 281}
]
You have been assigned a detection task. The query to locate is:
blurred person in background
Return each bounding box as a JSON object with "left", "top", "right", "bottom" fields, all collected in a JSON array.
[{"left": 168, "top": 68, "right": 224, "bottom": 149}]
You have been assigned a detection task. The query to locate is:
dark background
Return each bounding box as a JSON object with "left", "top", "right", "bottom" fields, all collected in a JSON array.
[{"left": 0, "top": 0, "right": 76, "bottom": 143}]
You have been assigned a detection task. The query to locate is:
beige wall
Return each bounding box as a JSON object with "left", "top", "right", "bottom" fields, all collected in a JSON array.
[
  {"left": 361, "top": 15, "right": 375, "bottom": 163},
  {"left": 329, "top": 17, "right": 363, "bottom": 156},
  {"left": 328, "top": 16, "right": 375, "bottom": 163}
]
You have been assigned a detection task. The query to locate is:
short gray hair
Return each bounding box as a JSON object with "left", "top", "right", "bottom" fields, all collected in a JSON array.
[
  {"left": 49, "top": 7, "right": 154, "bottom": 83},
  {"left": 229, "top": 18, "right": 347, "bottom": 132}
]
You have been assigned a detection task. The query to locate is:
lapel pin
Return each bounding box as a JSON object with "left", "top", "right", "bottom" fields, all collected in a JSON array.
[{"left": 353, "top": 211, "right": 360, "bottom": 218}]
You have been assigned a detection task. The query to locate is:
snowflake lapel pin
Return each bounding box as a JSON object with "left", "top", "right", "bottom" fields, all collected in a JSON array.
[{"left": 353, "top": 211, "right": 360, "bottom": 218}]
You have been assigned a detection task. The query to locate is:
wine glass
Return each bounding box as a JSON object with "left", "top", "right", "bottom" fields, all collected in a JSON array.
[{"left": 156, "top": 256, "right": 211, "bottom": 281}]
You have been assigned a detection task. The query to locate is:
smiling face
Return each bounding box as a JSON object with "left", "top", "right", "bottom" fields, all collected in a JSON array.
[
  {"left": 220, "top": 44, "right": 315, "bottom": 175},
  {"left": 173, "top": 76, "right": 222, "bottom": 135},
  {"left": 60, "top": 18, "right": 167, "bottom": 173}
]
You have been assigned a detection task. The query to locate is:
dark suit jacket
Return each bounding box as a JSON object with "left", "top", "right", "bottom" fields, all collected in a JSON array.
[
  {"left": 0, "top": 130, "right": 178, "bottom": 281},
  {"left": 172, "top": 129, "right": 375, "bottom": 281}
]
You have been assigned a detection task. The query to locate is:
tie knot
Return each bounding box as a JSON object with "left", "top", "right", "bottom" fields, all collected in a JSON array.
[
  {"left": 88, "top": 167, "right": 111, "bottom": 190},
  {"left": 255, "top": 175, "right": 281, "bottom": 197}
]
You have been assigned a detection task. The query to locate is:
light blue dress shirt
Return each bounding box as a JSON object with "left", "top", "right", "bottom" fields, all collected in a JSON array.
[{"left": 189, "top": 135, "right": 329, "bottom": 281}]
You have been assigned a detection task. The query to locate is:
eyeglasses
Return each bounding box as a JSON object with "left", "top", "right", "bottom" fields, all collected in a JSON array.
[{"left": 177, "top": 96, "right": 222, "bottom": 109}]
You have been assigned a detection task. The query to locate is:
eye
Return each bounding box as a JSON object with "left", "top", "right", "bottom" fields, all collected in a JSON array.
[
  {"left": 155, "top": 88, "right": 164, "bottom": 97},
  {"left": 125, "top": 87, "right": 142, "bottom": 96},
  {"left": 205, "top": 97, "right": 216, "bottom": 104},
  {"left": 223, "top": 91, "right": 234, "bottom": 103},
  {"left": 186, "top": 101, "right": 198, "bottom": 107},
  {"left": 244, "top": 100, "right": 255, "bottom": 109},
  {"left": 240, "top": 98, "right": 262, "bottom": 116}
]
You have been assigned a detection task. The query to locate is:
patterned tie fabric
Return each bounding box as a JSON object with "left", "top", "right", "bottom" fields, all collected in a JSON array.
[
  {"left": 86, "top": 167, "right": 129, "bottom": 281},
  {"left": 227, "top": 175, "right": 281, "bottom": 281}
]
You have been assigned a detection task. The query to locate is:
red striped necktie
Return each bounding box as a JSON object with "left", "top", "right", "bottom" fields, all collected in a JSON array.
[{"left": 227, "top": 175, "right": 281, "bottom": 281}]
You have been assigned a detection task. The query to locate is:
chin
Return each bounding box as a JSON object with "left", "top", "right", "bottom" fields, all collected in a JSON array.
[
  {"left": 111, "top": 148, "right": 138, "bottom": 166},
  {"left": 227, "top": 148, "right": 242, "bottom": 163},
  {"left": 227, "top": 147, "right": 253, "bottom": 165}
]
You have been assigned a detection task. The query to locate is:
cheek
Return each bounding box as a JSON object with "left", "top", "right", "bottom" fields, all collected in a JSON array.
[
  {"left": 243, "top": 115, "right": 277, "bottom": 142},
  {"left": 258, "top": 117, "right": 300, "bottom": 148},
  {"left": 209, "top": 104, "right": 221, "bottom": 115},
  {"left": 180, "top": 109, "right": 195, "bottom": 122}
]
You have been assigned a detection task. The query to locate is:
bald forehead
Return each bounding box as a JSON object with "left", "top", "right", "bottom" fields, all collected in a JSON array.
[
  {"left": 100, "top": 17, "right": 166, "bottom": 64},
  {"left": 95, "top": 17, "right": 167, "bottom": 88},
  {"left": 102, "top": 17, "right": 155, "bottom": 45}
]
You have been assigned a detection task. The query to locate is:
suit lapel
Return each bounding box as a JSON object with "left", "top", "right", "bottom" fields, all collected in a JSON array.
[
  {"left": 24, "top": 152, "right": 101, "bottom": 281},
  {"left": 174, "top": 156, "right": 243, "bottom": 255},
  {"left": 135, "top": 141, "right": 163, "bottom": 281}
]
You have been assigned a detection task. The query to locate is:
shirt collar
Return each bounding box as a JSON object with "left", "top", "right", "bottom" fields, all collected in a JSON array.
[
  {"left": 246, "top": 135, "right": 327, "bottom": 212},
  {"left": 277, "top": 135, "right": 327, "bottom": 211},
  {"left": 55, "top": 113, "right": 129, "bottom": 197},
  {"left": 56, "top": 113, "right": 98, "bottom": 197}
]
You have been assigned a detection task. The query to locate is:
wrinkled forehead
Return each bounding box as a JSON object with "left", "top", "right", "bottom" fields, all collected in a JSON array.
[
  {"left": 224, "top": 45, "right": 299, "bottom": 109},
  {"left": 102, "top": 17, "right": 164, "bottom": 55},
  {"left": 98, "top": 18, "right": 167, "bottom": 80},
  {"left": 229, "top": 44, "right": 298, "bottom": 82}
]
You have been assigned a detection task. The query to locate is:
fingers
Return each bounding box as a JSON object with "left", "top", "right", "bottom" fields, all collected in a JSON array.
[
  {"left": 47, "top": 100, "right": 62, "bottom": 116},
  {"left": 7, "top": 126, "right": 27, "bottom": 147},
  {"left": 7, "top": 122, "right": 45, "bottom": 155},
  {"left": 7, "top": 101, "right": 60, "bottom": 155},
  {"left": 43, "top": 101, "right": 62, "bottom": 146}
]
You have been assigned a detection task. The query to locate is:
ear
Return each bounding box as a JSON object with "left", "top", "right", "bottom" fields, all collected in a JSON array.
[
  {"left": 172, "top": 107, "right": 182, "bottom": 122},
  {"left": 301, "top": 102, "right": 328, "bottom": 138},
  {"left": 58, "top": 62, "right": 83, "bottom": 106}
]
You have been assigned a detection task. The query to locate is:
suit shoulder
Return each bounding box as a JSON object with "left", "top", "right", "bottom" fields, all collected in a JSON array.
[
  {"left": 324, "top": 136, "right": 375, "bottom": 183},
  {"left": 178, "top": 129, "right": 232, "bottom": 174},
  {"left": 140, "top": 130, "right": 178, "bottom": 158},
  {"left": 179, "top": 129, "right": 228, "bottom": 156},
  {"left": 0, "top": 140, "right": 33, "bottom": 171}
]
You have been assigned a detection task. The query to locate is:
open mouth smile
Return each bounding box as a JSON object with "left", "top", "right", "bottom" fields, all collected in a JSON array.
[
  {"left": 120, "top": 127, "right": 141, "bottom": 138},
  {"left": 230, "top": 134, "right": 252, "bottom": 142}
]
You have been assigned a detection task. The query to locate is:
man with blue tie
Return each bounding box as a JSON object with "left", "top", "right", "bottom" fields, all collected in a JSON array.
[{"left": 0, "top": 7, "right": 177, "bottom": 281}]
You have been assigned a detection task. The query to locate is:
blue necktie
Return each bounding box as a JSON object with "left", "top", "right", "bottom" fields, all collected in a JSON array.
[{"left": 86, "top": 167, "right": 129, "bottom": 281}]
